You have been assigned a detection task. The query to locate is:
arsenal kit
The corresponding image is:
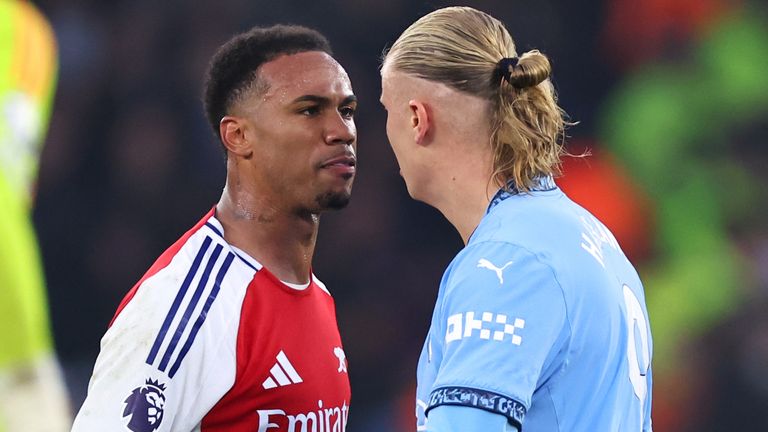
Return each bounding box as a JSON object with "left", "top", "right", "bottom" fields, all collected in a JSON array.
[{"left": 72, "top": 208, "right": 350, "bottom": 432}]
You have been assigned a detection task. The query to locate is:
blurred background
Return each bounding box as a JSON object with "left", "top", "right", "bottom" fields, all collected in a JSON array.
[{"left": 6, "top": 0, "right": 768, "bottom": 430}]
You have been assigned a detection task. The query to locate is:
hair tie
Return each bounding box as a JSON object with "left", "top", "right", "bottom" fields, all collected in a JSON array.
[{"left": 497, "top": 57, "right": 519, "bottom": 84}]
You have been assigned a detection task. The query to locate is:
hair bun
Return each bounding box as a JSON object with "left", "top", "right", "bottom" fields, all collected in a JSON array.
[
  {"left": 497, "top": 56, "right": 519, "bottom": 84},
  {"left": 499, "top": 50, "right": 551, "bottom": 89}
]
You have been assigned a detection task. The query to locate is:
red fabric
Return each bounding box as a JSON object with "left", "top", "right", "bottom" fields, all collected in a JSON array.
[{"left": 201, "top": 270, "right": 351, "bottom": 431}]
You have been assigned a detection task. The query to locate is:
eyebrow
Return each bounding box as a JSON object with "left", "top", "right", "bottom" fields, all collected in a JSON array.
[{"left": 290, "top": 94, "right": 358, "bottom": 106}]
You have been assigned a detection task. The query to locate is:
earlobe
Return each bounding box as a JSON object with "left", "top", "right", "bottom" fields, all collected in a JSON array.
[
  {"left": 220, "top": 116, "right": 253, "bottom": 158},
  {"left": 409, "top": 100, "right": 431, "bottom": 146}
]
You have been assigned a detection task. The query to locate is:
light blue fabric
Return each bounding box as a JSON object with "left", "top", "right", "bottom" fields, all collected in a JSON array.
[
  {"left": 426, "top": 405, "right": 518, "bottom": 432},
  {"left": 416, "top": 180, "right": 653, "bottom": 431}
]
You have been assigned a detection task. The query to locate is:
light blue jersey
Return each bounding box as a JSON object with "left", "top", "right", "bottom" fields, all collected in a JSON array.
[{"left": 416, "top": 178, "right": 653, "bottom": 431}]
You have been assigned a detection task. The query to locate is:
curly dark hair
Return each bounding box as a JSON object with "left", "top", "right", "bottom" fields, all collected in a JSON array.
[{"left": 203, "top": 24, "right": 332, "bottom": 149}]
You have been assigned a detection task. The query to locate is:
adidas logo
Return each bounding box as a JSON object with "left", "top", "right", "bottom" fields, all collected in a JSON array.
[{"left": 262, "top": 350, "right": 303, "bottom": 390}]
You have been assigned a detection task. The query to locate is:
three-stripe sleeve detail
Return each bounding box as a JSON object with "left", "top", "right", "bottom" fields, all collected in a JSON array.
[
  {"left": 146, "top": 237, "right": 212, "bottom": 365},
  {"left": 168, "top": 252, "right": 235, "bottom": 378},
  {"left": 145, "top": 236, "right": 236, "bottom": 378}
]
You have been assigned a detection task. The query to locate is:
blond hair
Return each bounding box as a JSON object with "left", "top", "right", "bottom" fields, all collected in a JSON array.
[{"left": 384, "top": 6, "right": 569, "bottom": 192}]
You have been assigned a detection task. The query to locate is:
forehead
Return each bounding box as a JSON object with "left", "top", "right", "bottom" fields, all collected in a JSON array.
[{"left": 259, "top": 51, "right": 352, "bottom": 100}]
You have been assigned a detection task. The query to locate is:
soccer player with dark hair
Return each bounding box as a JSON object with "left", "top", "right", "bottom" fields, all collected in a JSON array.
[
  {"left": 73, "top": 24, "right": 357, "bottom": 431},
  {"left": 380, "top": 7, "right": 653, "bottom": 431}
]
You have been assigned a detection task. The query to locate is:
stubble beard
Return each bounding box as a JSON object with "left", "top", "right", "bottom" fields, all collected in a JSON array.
[{"left": 314, "top": 190, "right": 351, "bottom": 211}]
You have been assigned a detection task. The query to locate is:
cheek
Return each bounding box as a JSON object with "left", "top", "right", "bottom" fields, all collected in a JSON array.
[
  {"left": 385, "top": 117, "right": 409, "bottom": 169},
  {"left": 385, "top": 113, "right": 400, "bottom": 148},
  {"left": 348, "top": 119, "right": 358, "bottom": 143},
  {"left": 254, "top": 129, "right": 310, "bottom": 171}
]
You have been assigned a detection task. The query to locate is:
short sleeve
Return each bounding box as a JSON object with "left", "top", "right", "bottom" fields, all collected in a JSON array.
[
  {"left": 426, "top": 404, "right": 519, "bottom": 432},
  {"left": 427, "top": 241, "right": 569, "bottom": 428}
]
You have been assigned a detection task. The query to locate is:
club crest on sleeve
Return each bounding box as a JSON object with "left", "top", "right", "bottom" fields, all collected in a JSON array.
[
  {"left": 123, "top": 378, "right": 167, "bottom": 432},
  {"left": 333, "top": 346, "right": 348, "bottom": 373}
]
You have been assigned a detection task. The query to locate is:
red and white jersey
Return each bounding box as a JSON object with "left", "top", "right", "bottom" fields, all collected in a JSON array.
[{"left": 72, "top": 208, "right": 351, "bottom": 432}]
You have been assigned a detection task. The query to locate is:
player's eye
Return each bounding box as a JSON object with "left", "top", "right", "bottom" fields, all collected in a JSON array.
[
  {"left": 299, "top": 105, "right": 321, "bottom": 116},
  {"left": 340, "top": 105, "right": 356, "bottom": 119}
]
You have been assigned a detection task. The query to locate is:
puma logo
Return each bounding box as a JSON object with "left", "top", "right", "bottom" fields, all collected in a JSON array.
[{"left": 477, "top": 258, "right": 514, "bottom": 284}]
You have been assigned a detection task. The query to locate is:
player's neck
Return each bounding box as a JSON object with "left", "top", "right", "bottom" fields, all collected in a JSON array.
[
  {"left": 436, "top": 181, "right": 493, "bottom": 245},
  {"left": 426, "top": 149, "right": 496, "bottom": 246},
  {"left": 215, "top": 183, "right": 318, "bottom": 285}
]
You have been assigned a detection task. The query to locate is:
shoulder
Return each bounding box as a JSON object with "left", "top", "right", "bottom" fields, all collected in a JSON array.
[
  {"left": 442, "top": 241, "right": 567, "bottom": 321},
  {"left": 449, "top": 240, "right": 560, "bottom": 289},
  {"left": 470, "top": 189, "right": 623, "bottom": 276},
  {"left": 108, "top": 211, "right": 260, "bottom": 372},
  {"left": 312, "top": 274, "right": 332, "bottom": 296},
  {"left": 113, "top": 230, "right": 255, "bottom": 327},
  {"left": 112, "top": 210, "right": 257, "bottom": 325},
  {"left": 74, "top": 211, "right": 261, "bottom": 430},
  {"left": 474, "top": 188, "right": 580, "bottom": 245}
]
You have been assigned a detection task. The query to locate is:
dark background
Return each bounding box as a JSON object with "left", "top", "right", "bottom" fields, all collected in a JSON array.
[{"left": 31, "top": 0, "right": 768, "bottom": 430}]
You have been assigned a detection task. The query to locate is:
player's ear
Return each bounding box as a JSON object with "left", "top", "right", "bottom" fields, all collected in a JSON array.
[
  {"left": 408, "top": 99, "right": 432, "bottom": 146},
  {"left": 220, "top": 116, "right": 253, "bottom": 158}
]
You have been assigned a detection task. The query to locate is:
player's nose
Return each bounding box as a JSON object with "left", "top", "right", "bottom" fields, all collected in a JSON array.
[{"left": 325, "top": 113, "right": 356, "bottom": 146}]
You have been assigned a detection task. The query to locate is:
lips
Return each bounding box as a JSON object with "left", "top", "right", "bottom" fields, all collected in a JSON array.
[
  {"left": 320, "top": 153, "right": 356, "bottom": 178},
  {"left": 320, "top": 154, "right": 356, "bottom": 169}
]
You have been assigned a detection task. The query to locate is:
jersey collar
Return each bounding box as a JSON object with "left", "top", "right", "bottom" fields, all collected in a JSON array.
[{"left": 486, "top": 176, "right": 557, "bottom": 214}]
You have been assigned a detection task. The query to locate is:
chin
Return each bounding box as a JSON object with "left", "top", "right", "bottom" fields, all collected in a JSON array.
[
  {"left": 403, "top": 178, "right": 420, "bottom": 200},
  {"left": 404, "top": 180, "right": 430, "bottom": 205},
  {"left": 315, "top": 190, "right": 352, "bottom": 211}
]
